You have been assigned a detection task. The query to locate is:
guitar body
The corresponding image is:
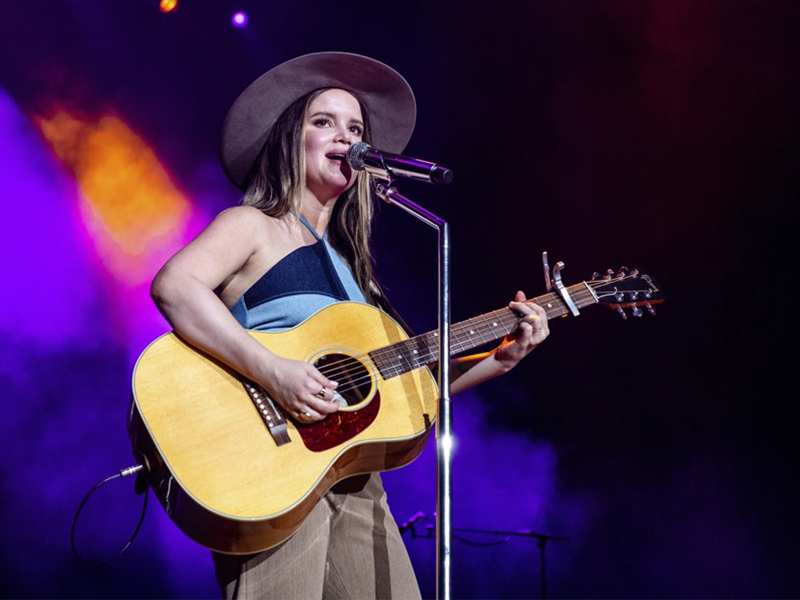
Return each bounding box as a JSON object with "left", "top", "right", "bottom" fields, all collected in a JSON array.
[{"left": 129, "top": 301, "right": 437, "bottom": 554}]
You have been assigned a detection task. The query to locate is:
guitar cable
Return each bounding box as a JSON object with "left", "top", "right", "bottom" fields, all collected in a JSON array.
[{"left": 70, "top": 460, "right": 150, "bottom": 566}]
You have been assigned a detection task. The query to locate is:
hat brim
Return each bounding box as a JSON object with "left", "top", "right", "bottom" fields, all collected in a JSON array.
[{"left": 220, "top": 52, "right": 417, "bottom": 191}]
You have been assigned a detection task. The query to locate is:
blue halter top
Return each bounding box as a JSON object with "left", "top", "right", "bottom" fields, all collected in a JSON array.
[{"left": 230, "top": 215, "right": 365, "bottom": 332}]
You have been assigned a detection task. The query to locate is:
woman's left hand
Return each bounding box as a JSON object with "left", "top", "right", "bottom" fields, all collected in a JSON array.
[{"left": 494, "top": 290, "right": 550, "bottom": 371}]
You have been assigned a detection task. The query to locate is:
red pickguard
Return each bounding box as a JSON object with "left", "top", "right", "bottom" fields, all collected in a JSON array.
[{"left": 293, "top": 393, "right": 381, "bottom": 452}]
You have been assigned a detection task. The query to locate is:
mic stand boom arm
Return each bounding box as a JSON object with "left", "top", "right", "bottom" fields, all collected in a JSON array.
[{"left": 373, "top": 178, "right": 453, "bottom": 600}]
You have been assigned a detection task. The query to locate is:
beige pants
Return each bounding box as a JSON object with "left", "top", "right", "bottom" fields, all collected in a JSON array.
[{"left": 212, "top": 473, "right": 421, "bottom": 599}]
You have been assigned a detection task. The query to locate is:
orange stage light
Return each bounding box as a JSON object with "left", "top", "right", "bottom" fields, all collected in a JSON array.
[
  {"left": 36, "top": 110, "right": 193, "bottom": 286},
  {"left": 159, "top": 0, "right": 178, "bottom": 14}
]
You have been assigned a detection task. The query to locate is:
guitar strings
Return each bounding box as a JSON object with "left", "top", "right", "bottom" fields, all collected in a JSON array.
[
  {"left": 245, "top": 276, "right": 655, "bottom": 403},
  {"left": 300, "top": 278, "right": 646, "bottom": 394},
  {"left": 322, "top": 280, "right": 613, "bottom": 383},
  {"left": 308, "top": 310, "right": 517, "bottom": 381},
  {"left": 313, "top": 308, "right": 521, "bottom": 383},
  {"left": 311, "top": 308, "right": 566, "bottom": 395},
  {"left": 311, "top": 285, "right": 601, "bottom": 384}
]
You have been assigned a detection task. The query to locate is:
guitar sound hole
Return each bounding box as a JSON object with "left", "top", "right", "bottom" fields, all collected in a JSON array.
[{"left": 313, "top": 353, "right": 373, "bottom": 409}]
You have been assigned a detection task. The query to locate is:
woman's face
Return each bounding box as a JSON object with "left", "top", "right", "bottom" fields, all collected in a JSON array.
[{"left": 302, "top": 88, "right": 364, "bottom": 203}]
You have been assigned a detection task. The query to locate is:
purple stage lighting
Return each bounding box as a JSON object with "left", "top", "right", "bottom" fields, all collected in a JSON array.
[{"left": 231, "top": 11, "right": 248, "bottom": 27}]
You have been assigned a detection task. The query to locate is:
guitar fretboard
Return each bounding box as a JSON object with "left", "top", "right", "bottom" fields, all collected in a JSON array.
[{"left": 368, "top": 282, "right": 598, "bottom": 379}]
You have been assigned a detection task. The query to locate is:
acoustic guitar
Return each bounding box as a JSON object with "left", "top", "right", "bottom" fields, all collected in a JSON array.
[{"left": 129, "top": 269, "right": 663, "bottom": 554}]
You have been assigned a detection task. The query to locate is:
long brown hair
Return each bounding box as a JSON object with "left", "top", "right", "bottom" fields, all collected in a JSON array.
[{"left": 241, "top": 88, "right": 377, "bottom": 302}]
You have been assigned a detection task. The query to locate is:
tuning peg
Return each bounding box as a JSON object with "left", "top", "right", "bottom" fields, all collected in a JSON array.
[
  {"left": 591, "top": 272, "right": 602, "bottom": 280},
  {"left": 629, "top": 291, "right": 639, "bottom": 301},
  {"left": 616, "top": 307, "right": 628, "bottom": 320},
  {"left": 631, "top": 306, "right": 644, "bottom": 318},
  {"left": 645, "top": 303, "right": 656, "bottom": 316},
  {"left": 617, "top": 266, "right": 629, "bottom": 277},
  {"left": 605, "top": 268, "right": 614, "bottom": 280},
  {"left": 631, "top": 268, "right": 639, "bottom": 278}
]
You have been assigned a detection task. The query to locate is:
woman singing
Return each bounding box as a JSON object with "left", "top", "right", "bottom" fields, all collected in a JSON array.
[{"left": 151, "top": 52, "right": 549, "bottom": 599}]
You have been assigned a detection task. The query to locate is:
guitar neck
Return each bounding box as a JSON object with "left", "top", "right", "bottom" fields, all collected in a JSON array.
[{"left": 368, "top": 281, "right": 598, "bottom": 379}]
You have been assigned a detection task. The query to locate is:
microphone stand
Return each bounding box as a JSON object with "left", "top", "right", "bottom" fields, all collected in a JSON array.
[
  {"left": 454, "top": 528, "right": 569, "bottom": 599},
  {"left": 402, "top": 516, "right": 569, "bottom": 600},
  {"left": 373, "top": 177, "right": 453, "bottom": 600}
]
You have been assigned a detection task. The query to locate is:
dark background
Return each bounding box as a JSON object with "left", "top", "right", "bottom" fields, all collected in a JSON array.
[{"left": 1, "top": 0, "right": 797, "bottom": 597}]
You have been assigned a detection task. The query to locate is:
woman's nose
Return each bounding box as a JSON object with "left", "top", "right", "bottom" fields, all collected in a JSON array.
[{"left": 336, "top": 127, "right": 353, "bottom": 145}]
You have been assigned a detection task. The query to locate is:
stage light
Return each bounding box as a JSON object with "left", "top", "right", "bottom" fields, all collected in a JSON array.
[
  {"left": 232, "top": 11, "right": 248, "bottom": 27},
  {"left": 159, "top": 0, "right": 178, "bottom": 13},
  {"left": 36, "top": 111, "right": 194, "bottom": 286}
]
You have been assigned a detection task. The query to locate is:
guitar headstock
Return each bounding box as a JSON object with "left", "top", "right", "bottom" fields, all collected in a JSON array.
[{"left": 588, "top": 267, "right": 665, "bottom": 319}]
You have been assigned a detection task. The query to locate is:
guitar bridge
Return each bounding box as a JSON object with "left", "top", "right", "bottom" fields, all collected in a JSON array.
[{"left": 243, "top": 380, "right": 291, "bottom": 446}]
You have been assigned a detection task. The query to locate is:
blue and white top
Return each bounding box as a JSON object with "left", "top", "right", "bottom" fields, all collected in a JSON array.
[{"left": 230, "top": 215, "right": 365, "bottom": 331}]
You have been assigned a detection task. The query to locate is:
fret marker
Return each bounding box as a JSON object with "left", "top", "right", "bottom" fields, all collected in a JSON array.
[
  {"left": 469, "top": 330, "right": 475, "bottom": 335},
  {"left": 413, "top": 349, "right": 418, "bottom": 354},
  {"left": 547, "top": 303, "right": 552, "bottom": 308},
  {"left": 493, "top": 322, "right": 498, "bottom": 326}
]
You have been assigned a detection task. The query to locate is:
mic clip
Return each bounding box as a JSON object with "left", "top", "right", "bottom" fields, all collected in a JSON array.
[{"left": 373, "top": 177, "right": 397, "bottom": 205}]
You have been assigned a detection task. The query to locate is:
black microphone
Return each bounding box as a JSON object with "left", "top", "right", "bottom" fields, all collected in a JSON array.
[{"left": 346, "top": 142, "right": 454, "bottom": 185}]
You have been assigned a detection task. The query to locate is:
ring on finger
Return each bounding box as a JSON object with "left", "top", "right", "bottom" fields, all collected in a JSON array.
[
  {"left": 316, "top": 387, "right": 327, "bottom": 399},
  {"left": 296, "top": 410, "right": 312, "bottom": 421}
]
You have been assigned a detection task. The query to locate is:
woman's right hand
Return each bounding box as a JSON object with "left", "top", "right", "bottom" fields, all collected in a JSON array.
[{"left": 259, "top": 357, "right": 340, "bottom": 423}]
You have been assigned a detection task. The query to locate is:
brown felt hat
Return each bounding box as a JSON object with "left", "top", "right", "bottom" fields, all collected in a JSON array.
[{"left": 220, "top": 52, "right": 417, "bottom": 190}]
